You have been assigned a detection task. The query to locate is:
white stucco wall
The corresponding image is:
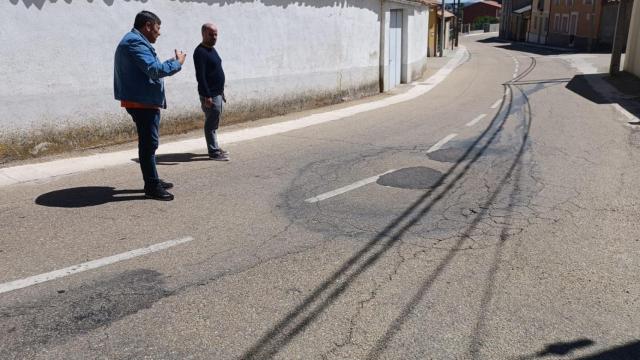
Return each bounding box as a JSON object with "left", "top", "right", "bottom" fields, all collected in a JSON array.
[
  {"left": 380, "top": 1, "right": 429, "bottom": 91},
  {"left": 1, "top": 0, "right": 386, "bottom": 133},
  {"left": 624, "top": 0, "right": 640, "bottom": 77},
  {"left": 407, "top": 7, "right": 430, "bottom": 81}
]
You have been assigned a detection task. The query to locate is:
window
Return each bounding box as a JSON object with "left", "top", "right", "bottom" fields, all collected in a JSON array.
[
  {"left": 554, "top": 14, "right": 561, "bottom": 31},
  {"left": 562, "top": 14, "right": 569, "bottom": 33},
  {"left": 543, "top": 17, "right": 549, "bottom": 32},
  {"left": 570, "top": 13, "right": 578, "bottom": 35}
]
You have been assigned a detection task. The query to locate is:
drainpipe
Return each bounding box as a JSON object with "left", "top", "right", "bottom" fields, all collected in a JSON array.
[
  {"left": 587, "top": 0, "right": 597, "bottom": 51},
  {"left": 546, "top": 0, "right": 551, "bottom": 44},
  {"left": 380, "top": 0, "right": 385, "bottom": 92}
]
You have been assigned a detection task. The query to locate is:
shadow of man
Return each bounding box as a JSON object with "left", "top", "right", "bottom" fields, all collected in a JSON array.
[
  {"left": 132, "top": 153, "right": 211, "bottom": 165},
  {"left": 35, "top": 187, "right": 146, "bottom": 208}
]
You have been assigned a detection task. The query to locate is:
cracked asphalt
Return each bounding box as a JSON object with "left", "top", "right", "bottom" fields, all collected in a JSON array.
[{"left": 2, "top": 35, "right": 640, "bottom": 359}]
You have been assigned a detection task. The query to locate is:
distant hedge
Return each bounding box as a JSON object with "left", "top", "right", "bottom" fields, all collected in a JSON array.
[{"left": 473, "top": 16, "right": 500, "bottom": 27}]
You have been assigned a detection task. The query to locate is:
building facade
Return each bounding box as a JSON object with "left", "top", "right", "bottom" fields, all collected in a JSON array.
[
  {"left": 546, "top": 0, "right": 603, "bottom": 49},
  {"left": 463, "top": 1, "right": 502, "bottom": 25},
  {"left": 500, "top": 0, "right": 533, "bottom": 39},
  {"left": 527, "top": 0, "right": 552, "bottom": 43},
  {"left": 0, "top": 0, "right": 429, "bottom": 146}
]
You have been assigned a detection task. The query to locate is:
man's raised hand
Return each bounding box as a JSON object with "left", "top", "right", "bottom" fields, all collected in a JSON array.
[{"left": 175, "top": 49, "right": 187, "bottom": 65}]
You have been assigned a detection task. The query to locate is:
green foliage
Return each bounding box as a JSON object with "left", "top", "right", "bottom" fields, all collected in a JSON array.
[{"left": 473, "top": 16, "right": 500, "bottom": 27}]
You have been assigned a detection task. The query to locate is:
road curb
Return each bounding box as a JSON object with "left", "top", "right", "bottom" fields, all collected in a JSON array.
[{"left": 0, "top": 46, "right": 469, "bottom": 188}]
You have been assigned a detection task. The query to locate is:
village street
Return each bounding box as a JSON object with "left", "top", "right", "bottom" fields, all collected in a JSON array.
[{"left": 1, "top": 34, "right": 640, "bottom": 359}]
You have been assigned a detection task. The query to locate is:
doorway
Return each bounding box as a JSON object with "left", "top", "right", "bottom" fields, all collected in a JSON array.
[{"left": 388, "top": 9, "right": 403, "bottom": 89}]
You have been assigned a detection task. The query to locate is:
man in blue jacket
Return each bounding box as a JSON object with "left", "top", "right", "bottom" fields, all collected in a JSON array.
[{"left": 114, "top": 11, "right": 186, "bottom": 201}]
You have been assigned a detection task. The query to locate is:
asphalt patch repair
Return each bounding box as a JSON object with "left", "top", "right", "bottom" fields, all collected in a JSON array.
[
  {"left": 0, "top": 269, "right": 170, "bottom": 357},
  {"left": 377, "top": 167, "right": 443, "bottom": 190}
]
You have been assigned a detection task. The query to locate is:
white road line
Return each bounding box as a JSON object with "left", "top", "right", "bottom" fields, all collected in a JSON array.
[
  {"left": 612, "top": 104, "right": 640, "bottom": 123},
  {"left": 466, "top": 114, "right": 487, "bottom": 127},
  {"left": 0, "top": 237, "right": 193, "bottom": 295},
  {"left": 305, "top": 170, "right": 395, "bottom": 203},
  {"left": 490, "top": 99, "right": 503, "bottom": 109},
  {"left": 427, "top": 133, "right": 458, "bottom": 154},
  {"left": 0, "top": 47, "right": 469, "bottom": 188}
]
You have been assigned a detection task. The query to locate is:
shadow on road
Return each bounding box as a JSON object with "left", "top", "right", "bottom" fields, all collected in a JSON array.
[
  {"left": 35, "top": 187, "right": 146, "bottom": 207},
  {"left": 240, "top": 53, "right": 549, "bottom": 359},
  {"left": 575, "top": 341, "right": 640, "bottom": 360},
  {"left": 131, "top": 153, "right": 211, "bottom": 165},
  {"left": 566, "top": 73, "right": 640, "bottom": 124},
  {"left": 495, "top": 43, "right": 566, "bottom": 56},
  {"left": 477, "top": 37, "right": 579, "bottom": 56},
  {"left": 241, "top": 67, "right": 521, "bottom": 358},
  {"left": 518, "top": 339, "right": 640, "bottom": 360}
]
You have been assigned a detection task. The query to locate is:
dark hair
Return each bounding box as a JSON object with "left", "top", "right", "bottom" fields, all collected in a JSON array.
[{"left": 134, "top": 11, "right": 161, "bottom": 30}]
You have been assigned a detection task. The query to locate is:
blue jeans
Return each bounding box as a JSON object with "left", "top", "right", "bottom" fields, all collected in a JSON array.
[
  {"left": 200, "top": 95, "right": 223, "bottom": 155},
  {"left": 126, "top": 108, "right": 160, "bottom": 187}
]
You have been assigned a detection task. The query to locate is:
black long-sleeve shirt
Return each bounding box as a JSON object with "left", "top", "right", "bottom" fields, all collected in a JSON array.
[{"left": 193, "top": 44, "right": 225, "bottom": 98}]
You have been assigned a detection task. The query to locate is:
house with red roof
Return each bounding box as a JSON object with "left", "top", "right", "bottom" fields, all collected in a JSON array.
[{"left": 463, "top": 1, "right": 502, "bottom": 25}]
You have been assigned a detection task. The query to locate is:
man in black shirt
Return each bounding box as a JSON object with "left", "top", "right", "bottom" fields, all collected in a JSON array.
[{"left": 193, "top": 23, "right": 229, "bottom": 161}]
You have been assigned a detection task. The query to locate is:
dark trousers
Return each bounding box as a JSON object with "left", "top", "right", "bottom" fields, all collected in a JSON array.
[{"left": 126, "top": 108, "right": 160, "bottom": 188}]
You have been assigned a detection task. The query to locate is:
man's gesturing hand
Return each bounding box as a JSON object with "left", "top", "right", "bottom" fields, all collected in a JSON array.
[{"left": 175, "top": 49, "right": 187, "bottom": 65}]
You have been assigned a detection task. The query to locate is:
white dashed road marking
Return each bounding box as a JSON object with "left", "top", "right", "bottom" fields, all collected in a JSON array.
[
  {"left": 427, "top": 133, "right": 458, "bottom": 154},
  {"left": 305, "top": 170, "right": 396, "bottom": 203},
  {"left": 490, "top": 99, "right": 503, "bottom": 109},
  {"left": 466, "top": 114, "right": 487, "bottom": 127},
  {"left": 0, "top": 237, "right": 194, "bottom": 294}
]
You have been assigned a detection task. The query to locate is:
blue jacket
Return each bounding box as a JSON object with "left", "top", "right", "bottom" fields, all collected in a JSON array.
[{"left": 114, "top": 29, "right": 182, "bottom": 108}]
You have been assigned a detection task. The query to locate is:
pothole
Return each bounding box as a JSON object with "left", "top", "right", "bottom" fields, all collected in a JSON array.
[{"left": 377, "top": 167, "right": 443, "bottom": 189}]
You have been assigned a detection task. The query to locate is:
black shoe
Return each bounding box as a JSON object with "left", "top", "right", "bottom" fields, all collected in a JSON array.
[
  {"left": 159, "top": 179, "right": 173, "bottom": 189},
  {"left": 209, "top": 148, "right": 229, "bottom": 156},
  {"left": 145, "top": 186, "right": 174, "bottom": 201},
  {"left": 209, "top": 152, "right": 230, "bottom": 161}
]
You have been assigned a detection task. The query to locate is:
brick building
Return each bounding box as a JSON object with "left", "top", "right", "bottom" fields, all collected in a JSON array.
[
  {"left": 463, "top": 1, "right": 502, "bottom": 25},
  {"left": 527, "top": 0, "right": 551, "bottom": 43},
  {"left": 547, "top": 0, "right": 603, "bottom": 48}
]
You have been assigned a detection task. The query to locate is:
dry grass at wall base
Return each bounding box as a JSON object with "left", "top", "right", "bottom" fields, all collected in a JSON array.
[
  {"left": 0, "top": 113, "right": 202, "bottom": 165},
  {"left": 0, "top": 84, "right": 380, "bottom": 165}
]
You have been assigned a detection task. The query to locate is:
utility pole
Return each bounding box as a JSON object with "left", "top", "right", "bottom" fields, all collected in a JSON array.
[
  {"left": 455, "top": 0, "right": 461, "bottom": 47},
  {"left": 441, "top": 0, "right": 446, "bottom": 56},
  {"left": 610, "top": 0, "right": 632, "bottom": 75}
]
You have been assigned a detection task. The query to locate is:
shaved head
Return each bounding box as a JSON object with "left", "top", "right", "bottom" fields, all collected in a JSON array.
[{"left": 202, "top": 23, "right": 217, "bottom": 34}]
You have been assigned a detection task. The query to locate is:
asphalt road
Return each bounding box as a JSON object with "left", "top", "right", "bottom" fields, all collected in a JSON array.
[{"left": 2, "top": 35, "right": 640, "bottom": 359}]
